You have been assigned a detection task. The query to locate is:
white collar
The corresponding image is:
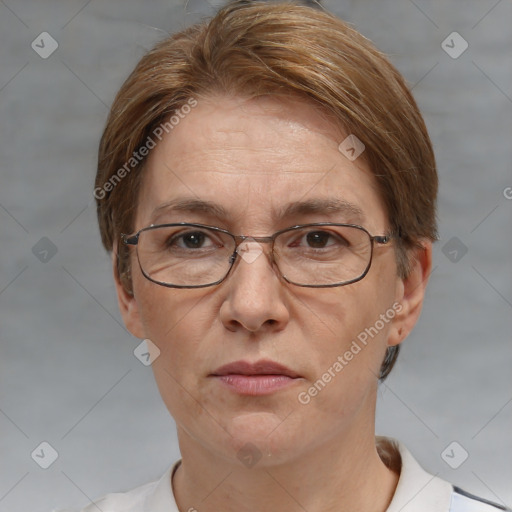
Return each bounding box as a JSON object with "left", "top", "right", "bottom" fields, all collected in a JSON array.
[
  {"left": 381, "top": 438, "right": 453, "bottom": 512},
  {"left": 102, "top": 437, "right": 453, "bottom": 512},
  {"left": 142, "top": 461, "right": 180, "bottom": 511}
]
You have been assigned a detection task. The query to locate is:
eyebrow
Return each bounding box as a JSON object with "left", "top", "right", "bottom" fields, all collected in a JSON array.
[
  {"left": 149, "top": 197, "right": 365, "bottom": 224},
  {"left": 279, "top": 198, "right": 364, "bottom": 222}
]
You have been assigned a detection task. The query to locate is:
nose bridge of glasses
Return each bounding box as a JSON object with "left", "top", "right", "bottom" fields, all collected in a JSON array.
[
  {"left": 234, "top": 234, "right": 275, "bottom": 244},
  {"left": 233, "top": 234, "right": 277, "bottom": 267}
]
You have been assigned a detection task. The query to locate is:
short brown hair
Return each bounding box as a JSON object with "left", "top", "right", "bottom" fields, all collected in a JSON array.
[{"left": 95, "top": 0, "right": 438, "bottom": 379}]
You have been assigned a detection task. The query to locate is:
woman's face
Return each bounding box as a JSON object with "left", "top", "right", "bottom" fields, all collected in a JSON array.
[{"left": 116, "top": 94, "right": 418, "bottom": 467}]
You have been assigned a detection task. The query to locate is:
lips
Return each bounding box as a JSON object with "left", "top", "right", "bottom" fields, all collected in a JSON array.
[
  {"left": 211, "top": 359, "right": 300, "bottom": 378},
  {"left": 210, "top": 359, "right": 301, "bottom": 396}
]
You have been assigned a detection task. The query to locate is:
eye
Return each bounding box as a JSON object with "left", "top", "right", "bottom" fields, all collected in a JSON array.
[
  {"left": 305, "top": 231, "right": 332, "bottom": 248},
  {"left": 169, "top": 230, "right": 218, "bottom": 250},
  {"left": 293, "top": 229, "right": 349, "bottom": 249}
]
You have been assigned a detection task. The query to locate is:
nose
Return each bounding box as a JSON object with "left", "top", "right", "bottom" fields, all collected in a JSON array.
[{"left": 219, "top": 239, "right": 290, "bottom": 333}]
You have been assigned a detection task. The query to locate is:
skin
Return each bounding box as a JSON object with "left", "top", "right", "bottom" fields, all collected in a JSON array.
[{"left": 114, "top": 94, "right": 432, "bottom": 512}]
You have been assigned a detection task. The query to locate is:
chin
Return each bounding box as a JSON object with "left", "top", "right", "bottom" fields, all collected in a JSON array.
[{"left": 222, "top": 411, "right": 305, "bottom": 465}]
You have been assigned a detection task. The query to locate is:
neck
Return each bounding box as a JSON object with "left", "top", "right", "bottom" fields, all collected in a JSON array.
[{"left": 172, "top": 427, "right": 399, "bottom": 512}]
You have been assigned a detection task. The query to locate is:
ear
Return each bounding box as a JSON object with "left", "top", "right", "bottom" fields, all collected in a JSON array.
[
  {"left": 387, "top": 241, "right": 432, "bottom": 347},
  {"left": 112, "top": 245, "right": 146, "bottom": 339}
]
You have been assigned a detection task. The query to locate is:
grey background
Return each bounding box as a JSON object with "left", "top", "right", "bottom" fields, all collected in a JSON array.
[{"left": 0, "top": 0, "right": 511, "bottom": 511}]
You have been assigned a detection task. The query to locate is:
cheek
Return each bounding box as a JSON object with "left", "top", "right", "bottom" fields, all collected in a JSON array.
[
  {"left": 144, "top": 294, "right": 208, "bottom": 429},
  {"left": 136, "top": 284, "right": 215, "bottom": 384},
  {"left": 135, "top": 274, "right": 206, "bottom": 342},
  {"left": 295, "top": 299, "right": 392, "bottom": 427},
  {"left": 134, "top": 283, "right": 201, "bottom": 382},
  {"left": 298, "top": 283, "right": 384, "bottom": 345},
  {"left": 299, "top": 279, "right": 396, "bottom": 385}
]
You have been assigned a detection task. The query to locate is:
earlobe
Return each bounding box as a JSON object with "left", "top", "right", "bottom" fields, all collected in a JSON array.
[
  {"left": 388, "top": 241, "right": 433, "bottom": 347},
  {"left": 112, "top": 247, "right": 146, "bottom": 339}
]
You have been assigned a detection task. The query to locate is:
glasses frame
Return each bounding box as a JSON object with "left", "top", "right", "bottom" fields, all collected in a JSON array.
[{"left": 121, "top": 222, "right": 393, "bottom": 289}]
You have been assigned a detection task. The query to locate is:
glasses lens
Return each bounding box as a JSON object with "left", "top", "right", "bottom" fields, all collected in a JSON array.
[
  {"left": 274, "top": 225, "right": 372, "bottom": 286},
  {"left": 137, "top": 225, "right": 234, "bottom": 287}
]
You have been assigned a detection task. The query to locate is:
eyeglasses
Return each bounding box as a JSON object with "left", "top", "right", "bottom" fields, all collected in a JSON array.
[{"left": 121, "top": 222, "right": 393, "bottom": 289}]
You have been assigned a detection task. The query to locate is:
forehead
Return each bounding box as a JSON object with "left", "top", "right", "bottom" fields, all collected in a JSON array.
[{"left": 136, "top": 95, "right": 387, "bottom": 232}]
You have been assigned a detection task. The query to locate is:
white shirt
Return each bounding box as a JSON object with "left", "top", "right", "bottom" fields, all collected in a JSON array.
[{"left": 56, "top": 437, "right": 510, "bottom": 512}]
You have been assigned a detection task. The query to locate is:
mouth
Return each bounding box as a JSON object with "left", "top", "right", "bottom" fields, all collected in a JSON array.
[{"left": 210, "top": 359, "right": 301, "bottom": 396}]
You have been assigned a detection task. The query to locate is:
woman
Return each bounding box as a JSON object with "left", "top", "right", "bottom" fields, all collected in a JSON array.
[{"left": 64, "top": 1, "right": 510, "bottom": 511}]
